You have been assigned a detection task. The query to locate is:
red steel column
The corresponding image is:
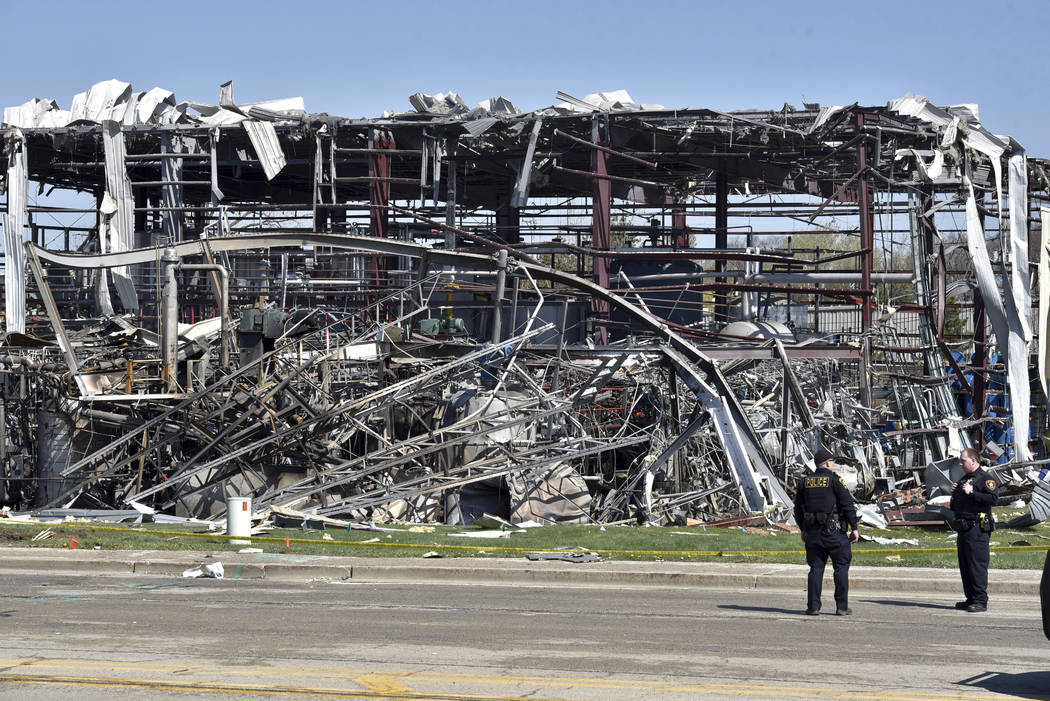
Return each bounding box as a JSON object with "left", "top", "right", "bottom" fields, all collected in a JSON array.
[
  {"left": 368, "top": 128, "right": 393, "bottom": 302},
  {"left": 672, "top": 199, "right": 688, "bottom": 249}
]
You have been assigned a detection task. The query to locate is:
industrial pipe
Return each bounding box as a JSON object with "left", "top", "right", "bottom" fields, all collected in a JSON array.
[
  {"left": 177, "top": 263, "right": 230, "bottom": 369},
  {"left": 161, "top": 247, "right": 180, "bottom": 392}
]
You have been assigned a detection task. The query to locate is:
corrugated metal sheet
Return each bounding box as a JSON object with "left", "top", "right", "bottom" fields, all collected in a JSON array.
[
  {"left": 243, "top": 120, "right": 286, "bottom": 180},
  {"left": 101, "top": 121, "right": 140, "bottom": 312},
  {"left": 2, "top": 133, "right": 27, "bottom": 333}
]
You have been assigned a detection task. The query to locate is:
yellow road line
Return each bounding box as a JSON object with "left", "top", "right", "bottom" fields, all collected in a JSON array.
[
  {"left": 0, "top": 671, "right": 1033, "bottom": 701},
  {"left": 0, "top": 673, "right": 562, "bottom": 700},
  {"left": 354, "top": 675, "right": 415, "bottom": 694}
]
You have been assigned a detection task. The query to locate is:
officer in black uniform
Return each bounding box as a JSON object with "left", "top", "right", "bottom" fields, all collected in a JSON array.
[
  {"left": 794, "top": 446, "right": 859, "bottom": 616},
  {"left": 949, "top": 447, "right": 999, "bottom": 612}
]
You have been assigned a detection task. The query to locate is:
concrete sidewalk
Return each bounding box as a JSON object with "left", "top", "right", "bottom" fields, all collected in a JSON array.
[{"left": 0, "top": 546, "right": 1042, "bottom": 596}]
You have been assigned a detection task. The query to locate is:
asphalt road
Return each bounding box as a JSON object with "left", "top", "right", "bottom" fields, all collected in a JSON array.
[{"left": 0, "top": 571, "right": 1045, "bottom": 700}]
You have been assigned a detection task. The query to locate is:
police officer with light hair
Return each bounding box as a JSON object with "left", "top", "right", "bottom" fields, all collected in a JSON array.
[
  {"left": 950, "top": 447, "right": 998, "bottom": 612},
  {"left": 794, "top": 446, "right": 859, "bottom": 616}
]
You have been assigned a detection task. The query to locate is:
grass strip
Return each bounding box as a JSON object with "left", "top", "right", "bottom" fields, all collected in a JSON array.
[{"left": 1, "top": 519, "right": 1047, "bottom": 563}]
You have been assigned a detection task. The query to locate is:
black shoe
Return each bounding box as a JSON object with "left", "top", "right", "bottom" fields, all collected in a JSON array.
[
  {"left": 954, "top": 600, "right": 973, "bottom": 610},
  {"left": 835, "top": 607, "right": 852, "bottom": 616},
  {"left": 805, "top": 608, "right": 820, "bottom": 616},
  {"left": 966, "top": 603, "right": 987, "bottom": 613}
]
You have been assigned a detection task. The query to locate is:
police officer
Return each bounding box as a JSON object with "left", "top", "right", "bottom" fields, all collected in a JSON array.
[
  {"left": 794, "top": 446, "right": 859, "bottom": 616},
  {"left": 949, "top": 447, "right": 998, "bottom": 612}
]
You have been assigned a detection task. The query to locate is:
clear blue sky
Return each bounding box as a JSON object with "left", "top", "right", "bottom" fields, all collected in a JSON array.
[{"left": 2, "top": 0, "right": 1046, "bottom": 153}]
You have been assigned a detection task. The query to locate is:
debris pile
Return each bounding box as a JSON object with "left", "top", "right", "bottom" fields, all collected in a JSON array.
[{"left": 2, "top": 80, "right": 1049, "bottom": 528}]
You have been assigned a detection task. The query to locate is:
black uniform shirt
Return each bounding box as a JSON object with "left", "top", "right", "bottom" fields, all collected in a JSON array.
[
  {"left": 950, "top": 466, "right": 999, "bottom": 518},
  {"left": 793, "top": 465, "right": 858, "bottom": 530}
]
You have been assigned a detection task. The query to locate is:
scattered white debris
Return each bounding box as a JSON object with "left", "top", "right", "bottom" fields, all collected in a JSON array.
[
  {"left": 448, "top": 530, "right": 512, "bottom": 539},
  {"left": 182, "top": 562, "right": 225, "bottom": 578},
  {"left": 860, "top": 535, "right": 918, "bottom": 546},
  {"left": 528, "top": 551, "right": 601, "bottom": 563}
]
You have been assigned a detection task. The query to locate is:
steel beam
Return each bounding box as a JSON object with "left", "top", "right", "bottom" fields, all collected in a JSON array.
[
  {"left": 856, "top": 113, "right": 874, "bottom": 407},
  {"left": 591, "top": 117, "right": 611, "bottom": 345},
  {"left": 714, "top": 165, "right": 728, "bottom": 324}
]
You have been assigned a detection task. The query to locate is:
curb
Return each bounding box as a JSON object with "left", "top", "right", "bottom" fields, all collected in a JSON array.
[{"left": 0, "top": 549, "right": 1041, "bottom": 596}]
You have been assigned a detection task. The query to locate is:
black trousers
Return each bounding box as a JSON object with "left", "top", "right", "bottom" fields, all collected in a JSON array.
[
  {"left": 805, "top": 529, "right": 852, "bottom": 611},
  {"left": 957, "top": 524, "right": 990, "bottom": 606}
]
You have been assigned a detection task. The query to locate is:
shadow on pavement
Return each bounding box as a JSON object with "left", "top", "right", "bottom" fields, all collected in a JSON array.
[
  {"left": 863, "top": 599, "right": 955, "bottom": 611},
  {"left": 718, "top": 604, "right": 805, "bottom": 615},
  {"left": 957, "top": 671, "right": 1050, "bottom": 700}
]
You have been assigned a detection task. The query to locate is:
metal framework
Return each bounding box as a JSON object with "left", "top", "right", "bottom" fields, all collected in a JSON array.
[{"left": 1, "top": 83, "right": 1047, "bottom": 527}]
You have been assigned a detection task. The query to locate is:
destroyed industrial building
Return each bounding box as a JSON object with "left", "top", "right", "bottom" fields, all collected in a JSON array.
[{"left": 2, "top": 80, "right": 1049, "bottom": 530}]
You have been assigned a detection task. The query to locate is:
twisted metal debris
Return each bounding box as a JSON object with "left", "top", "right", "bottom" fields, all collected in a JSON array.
[{"left": 2, "top": 81, "right": 1049, "bottom": 527}]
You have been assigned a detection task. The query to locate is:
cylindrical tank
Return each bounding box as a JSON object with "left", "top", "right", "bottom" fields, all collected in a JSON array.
[{"left": 226, "top": 496, "right": 252, "bottom": 544}]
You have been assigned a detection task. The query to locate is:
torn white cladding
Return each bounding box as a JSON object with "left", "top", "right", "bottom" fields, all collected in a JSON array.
[
  {"left": 136, "top": 87, "right": 179, "bottom": 124},
  {"left": 477, "top": 96, "right": 520, "bottom": 115},
  {"left": 183, "top": 562, "right": 225, "bottom": 579},
  {"left": 179, "top": 316, "right": 223, "bottom": 344},
  {"left": 242, "top": 97, "right": 306, "bottom": 121},
  {"left": 409, "top": 91, "right": 470, "bottom": 115},
  {"left": 71, "top": 79, "right": 133, "bottom": 123},
  {"left": 128, "top": 501, "right": 156, "bottom": 517},
  {"left": 100, "top": 121, "right": 139, "bottom": 312},
  {"left": 449, "top": 530, "right": 515, "bottom": 539},
  {"left": 807, "top": 104, "right": 846, "bottom": 133},
  {"left": 1, "top": 77, "right": 305, "bottom": 130},
  {"left": 1040, "top": 207, "right": 1050, "bottom": 398},
  {"left": 553, "top": 89, "right": 665, "bottom": 113},
  {"left": 894, "top": 148, "right": 945, "bottom": 181},
  {"left": 191, "top": 97, "right": 306, "bottom": 126},
  {"left": 473, "top": 513, "right": 543, "bottom": 530},
  {"left": 855, "top": 504, "right": 888, "bottom": 529},
  {"left": 242, "top": 120, "right": 287, "bottom": 180},
  {"left": 2, "top": 98, "right": 67, "bottom": 128},
  {"left": 860, "top": 535, "right": 918, "bottom": 546},
  {"left": 2, "top": 131, "right": 27, "bottom": 333}
]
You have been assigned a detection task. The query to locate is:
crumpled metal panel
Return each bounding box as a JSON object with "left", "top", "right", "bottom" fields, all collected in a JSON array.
[
  {"left": 101, "top": 121, "right": 139, "bottom": 312},
  {"left": 2, "top": 132, "right": 27, "bottom": 333},
  {"left": 1039, "top": 207, "right": 1050, "bottom": 398},
  {"left": 242, "top": 120, "right": 286, "bottom": 180},
  {"left": 964, "top": 173, "right": 1031, "bottom": 460},
  {"left": 72, "top": 79, "right": 133, "bottom": 123}
]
